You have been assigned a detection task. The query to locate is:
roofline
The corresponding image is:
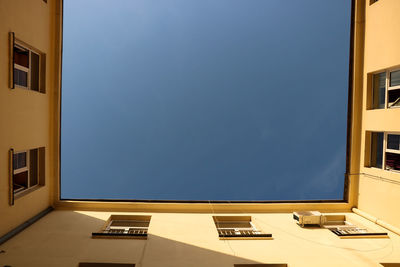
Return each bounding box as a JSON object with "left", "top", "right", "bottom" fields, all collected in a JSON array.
[{"left": 53, "top": 0, "right": 363, "bottom": 212}]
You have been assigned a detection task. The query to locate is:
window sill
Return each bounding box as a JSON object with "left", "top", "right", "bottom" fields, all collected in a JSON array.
[
  {"left": 91, "top": 232, "right": 147, "bottom": 240},
  {"left": 218, "top": 234, "right": 273, "bottom": 240},
  {"left": 14, "top": 185, "right": 43, "bottom": 201},
  {"left": 336, "top": 234, "right": 388, "bottom": 239},
  {"left": 13, "top": 85, "right": 46, "bottom": 94},
  {"left": 364, "top": 166, "right": 400, "bottom": 176}
]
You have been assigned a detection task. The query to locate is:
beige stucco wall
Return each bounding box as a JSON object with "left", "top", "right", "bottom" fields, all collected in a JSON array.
[
  {"left": 357, "top": 0, "right": 400, "bottom": 229},
  {"left": 0, "top": 211, "right": 399, "bottom": 267},
  {"left": 0, "top": 0, "right": 59, "bottom": 236}
]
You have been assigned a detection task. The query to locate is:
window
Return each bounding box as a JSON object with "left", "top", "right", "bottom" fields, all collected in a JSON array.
[
  {"left": 9, "top": 147, "right": 45, "bottom": 205},
  {"left": 371, "top": 72, "right": 386, "bottom": 109},
  {"left": 370, "top": 0, "right": 379, "bottom": 5},
  {"left": 368, "top": 69, "right": 400, "bottom": 109},
  {"left": 213, "top": 216, "right": 272, "bottom": 240},
  {"left": 370, "top": 132, "right": 384, "bottom": 169},
  {"left": 92, "top": 215, "right": 150, "bottom": 239},
  {"left": 9, "top": 32, "right": 46, "bottom": 93},
  {"left": 79, "top": 264, "right": 135, "bottom": 267},
  {"left": 388, "top": 70, "right": 400, "bottom": 108},
  {"left": 366, "top": 132, "right": 400, "bottom": 173},
  {"left": 380, "top": 264, "right": 400, "bottom": 267},
  {"left": 322, "top": 215, "right": 388, "bottom": 238},
  {"left": 386, "top": 134, "right": 400, "bottom": 171}
]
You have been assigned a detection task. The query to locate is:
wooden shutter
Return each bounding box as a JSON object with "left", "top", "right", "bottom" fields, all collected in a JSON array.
[
  {"left": 38, "top": 147, "right": 46, "bottom": 185},
  {"left": 9, "top": 32, "right": 15, "bottom": 89},
  {"left": 40, "top": 53, "right": 46, "bottom": 93},
  {"left": 9, "top": 149, "right": 15, "bottom": 206}
]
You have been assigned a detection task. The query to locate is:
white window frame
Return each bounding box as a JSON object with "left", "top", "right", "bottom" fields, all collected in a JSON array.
[
  {"left": 369, "top": 68, "right": 400, "bottom": 110},
  {"left": 368, "top": 132, "right": 400, "bottom": 174},
  {"left": 384, "top": 132, "right": 400, "bottom": 173},
  {"left": 387, "top": 69, "right": 400, "bottom": 108},
  {"left": 13, "top": 41, "right": 42, "bottom": 91}
]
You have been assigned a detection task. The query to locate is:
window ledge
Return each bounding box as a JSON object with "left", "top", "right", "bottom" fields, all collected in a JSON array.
[
  {"left": 91, "top": 232, "right": 147, "bottom": 240},
  {"left": 14, "top": 185, "right": 43, "bottom": 201},
  {"left": 219, "top": 236, "right": 273, "bottom": 240}
]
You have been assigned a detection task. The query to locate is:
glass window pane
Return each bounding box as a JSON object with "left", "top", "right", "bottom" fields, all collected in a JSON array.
[
  {"left": 371, "top": 132, "right": 384, "bottom": 168},
  {"left": 385, "top": 152, "right": 400, "bottom": 171},
  {"left": 390, "top": 70, "right": 400, "bottom": 87},
  {"left": 13, "top": 152, "right": 27, "bottom": 169},
  {"left": 372, "top": 72, "right": 386, "bottom": 109},
  {"left": 388, "top": 89, "right": 400, "bottom": 108},
  {"left": 31, "top": 52, "right": 40, "bottom": 92},
  {"left": 14, "top": 69, "right": 28, "bottom": 87},
  {"left": 13, "top": 154, "right": 18, "bottom": 170},
  {"left": 387, "top": 134, "right": 400, "bottom": 150}
]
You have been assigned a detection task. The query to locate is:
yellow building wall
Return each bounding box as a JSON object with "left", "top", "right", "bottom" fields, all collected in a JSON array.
[
  {"left": 0, "top": 211, "right": 399, "bottom": 267},
  {"left": 0, "top": 0, "right": 59, "bottom": 236},
  {"left": 0, "top": 1, "right": 399, "bottom": 267},
  {"left": 357, "top": 0, "right": 400, "bottom": 229}
]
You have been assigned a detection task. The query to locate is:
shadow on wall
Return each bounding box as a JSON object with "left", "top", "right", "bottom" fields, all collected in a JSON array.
[{"left": 0, "top": 211, "right": 267, "bottom": 267}]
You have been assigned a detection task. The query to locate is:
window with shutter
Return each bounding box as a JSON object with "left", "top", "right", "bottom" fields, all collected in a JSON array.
[
  {"left": 10, "top": 32, "right": 46, "bottom": 93},
  {"left": 322, "top": 215, "right": 388, "bottom": 239},
  {"left": 213, "top": 216, "right": 272, "bottom": 240},
  {"left": 92, "top": 215, "right": 150, "bottom": 239},
  {"left": 366, "top": 132, "right": 400, "bottom": 173},
  {"left": 9, "top": 147, "right": 45, "bottom": 205}
]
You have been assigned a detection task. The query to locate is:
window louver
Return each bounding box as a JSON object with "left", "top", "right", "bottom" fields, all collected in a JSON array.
[
  {"left": 92, "top": 215, "right": 150, "bottom": 239},
  {"left": 213, "top": 216, "right": 272, "bottom": 240},
  {"left": 329, "top": 227, "right": 388, "bottom": 237},
  {"left": 217, "top": 229, "right": 271, "bottom": 238}
]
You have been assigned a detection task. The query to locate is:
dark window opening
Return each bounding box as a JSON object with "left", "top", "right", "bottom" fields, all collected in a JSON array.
[
  {"left": 385, "top": 152, "right": 400, "bottom": 172},
  {"left": 31, "top": 52, "right": 40, "bottom": 91},
  {"left": 387, "top": 134, "right": 400, "bottom": 151},
  {"left": 14, "top": 46, "right": 29, "bottom": 68},
  {"left": 388, "top": 89, "right": 400, "bottom": 108},
  {"left": 11, "top": 39, "right": 46, "bottom": 93},
  {"left": 14, "top": 68, "right": 28, "bottom": 87},
  {"left": 11, "top": 148, "right": 45, "bottom": 196}
]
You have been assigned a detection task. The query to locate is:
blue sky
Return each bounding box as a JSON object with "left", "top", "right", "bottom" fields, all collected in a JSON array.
[{"left": 61, "top": 0, "right": 351, "bottom": 200}]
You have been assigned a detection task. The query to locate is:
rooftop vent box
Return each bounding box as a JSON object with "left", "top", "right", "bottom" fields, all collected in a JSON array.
[{"left": 293, "top": 211, "right": 322, "bottom": 227}]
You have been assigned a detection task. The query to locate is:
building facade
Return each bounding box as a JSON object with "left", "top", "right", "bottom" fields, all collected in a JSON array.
[{"left": 0, "top": 0, "right": 400, "bottom": 266}]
